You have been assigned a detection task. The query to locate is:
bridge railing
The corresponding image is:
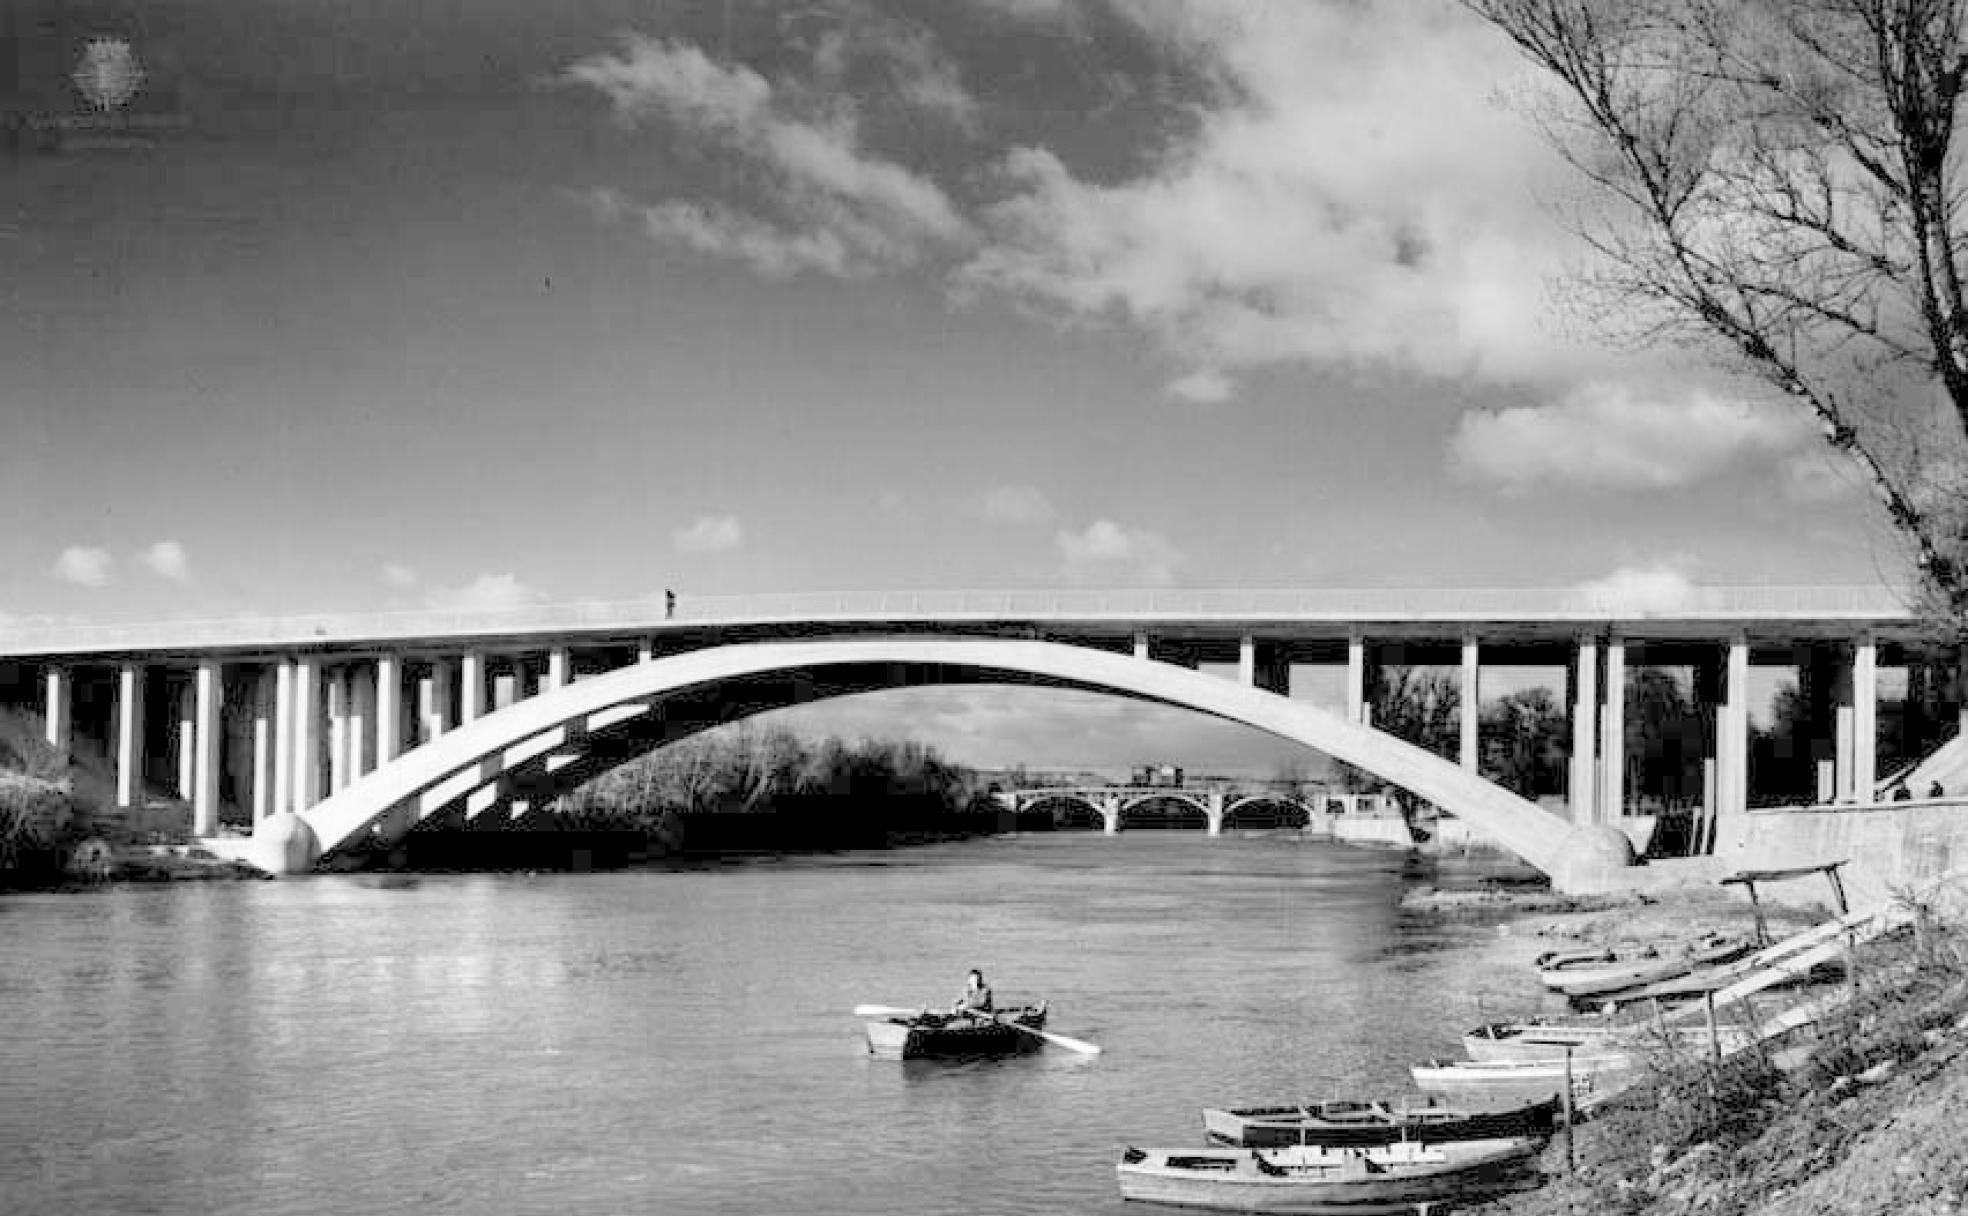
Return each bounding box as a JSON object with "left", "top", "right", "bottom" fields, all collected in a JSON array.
[{"left": 0, "top": 584, "right": 1914, "bottom": 656}]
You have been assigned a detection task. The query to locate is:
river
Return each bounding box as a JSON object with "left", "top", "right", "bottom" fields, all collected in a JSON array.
[{"left": 0, "top": 833, "right": 1552, "bottom": 1215}]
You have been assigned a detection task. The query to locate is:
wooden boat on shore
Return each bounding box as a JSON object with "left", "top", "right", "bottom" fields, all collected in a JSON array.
[
  {"left": 1463, "top": 1019, "right": 1630, "bottom": 1061},
  {"left": 1603, "top": 903, "right": 1898, "bottom": 1010},
  {"left": 1411, "top": 1053, "right": 1636, "bottom": 1108},
  {"left": 1463, "top": 1018, "right": 1749, "bottom": 1062},
  {"left": 1203, "top": 1096, "right": 1558, "bottom": 1147},
  {"left": 1536, "top": 931, "right": 1753, "bottom": 999},
  {"left": 1116, "top": 1137, "right": 1543, "bottom": 1213},
  {"left": 863, "top": 1004, "right": 1049, "bottom": 1060}
]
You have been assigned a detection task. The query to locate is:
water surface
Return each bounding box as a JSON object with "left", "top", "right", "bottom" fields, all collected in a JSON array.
[{"left": 0, "top": 834, "right": 1548, "bottom": 1215}]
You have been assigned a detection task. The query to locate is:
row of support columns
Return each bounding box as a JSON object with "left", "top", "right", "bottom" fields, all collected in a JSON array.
[
  {"left": 1122, "top": 629, "right": 1905, "bottom": 844},
  {"left": 33, "top": 643, "right": 594, "bottom": 838}
]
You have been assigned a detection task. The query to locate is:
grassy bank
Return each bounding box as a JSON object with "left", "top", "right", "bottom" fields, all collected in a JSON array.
[{"left": 1407, "top": 882, "right": 1968, "bottom": 1216}]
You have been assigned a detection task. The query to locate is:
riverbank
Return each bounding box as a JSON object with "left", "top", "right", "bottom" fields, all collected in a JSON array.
[{"left": 1402, "top": 878, "right": 1968, "bottom": 1216}]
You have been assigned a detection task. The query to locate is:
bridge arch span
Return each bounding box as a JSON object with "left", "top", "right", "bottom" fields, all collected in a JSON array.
[
  {"left": 1015, "top": 792, "right": 1107, "bottom": 829},
  {"left": 1115, "top": 792, "right": 1209, "bottom": 829},
  {"left": 257, "top": 637, "right": 1586, "bottom": 878},
  {"left": 1222, "top": 795, "right": 1311, "bottom": 830}
]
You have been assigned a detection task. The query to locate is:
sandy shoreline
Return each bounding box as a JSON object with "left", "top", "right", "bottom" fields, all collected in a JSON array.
[{"left": 1402, "top": 882, "right": 1823, "bottom": 958}]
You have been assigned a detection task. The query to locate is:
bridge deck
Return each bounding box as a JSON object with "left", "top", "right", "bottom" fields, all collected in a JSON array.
[{"left": 0, "top": 584, "right": 1917, "bottom": 658}]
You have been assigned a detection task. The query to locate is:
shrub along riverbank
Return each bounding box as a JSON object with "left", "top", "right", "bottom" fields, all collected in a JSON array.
[
  {"left": 0, "top": 772, "right": 78, "bottom": 887},
  {"left": 0, "top": 712, "right": 93, "bottom": 889}
]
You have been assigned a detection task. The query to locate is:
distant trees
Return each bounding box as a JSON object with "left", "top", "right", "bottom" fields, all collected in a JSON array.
[
  {"left": 1371, "top": 668, "right": 1464, "bottom": 761},
  {"left": 554, "top": 724, "right": 988, "bottom": 831},
  {"left": 1332, "top": 667, "right": 1462, "bottom": 792},
  {"left": 1748, "top": 678, "right": 1821, "bottom": 808},
  {"left": 1625, "top": 669, "right": 1709, "bottom": 812},
  {"left": 1479, "top": 687, "right": 1570, "bottom": 798}
]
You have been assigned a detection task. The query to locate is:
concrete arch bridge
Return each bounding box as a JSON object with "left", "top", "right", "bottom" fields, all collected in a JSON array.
[
  {"left": 205, "top": 637, "right": 1583, "bottom": 878},
  {"left": 8, "top": 585, "right": 1938, "bottom": 891}
]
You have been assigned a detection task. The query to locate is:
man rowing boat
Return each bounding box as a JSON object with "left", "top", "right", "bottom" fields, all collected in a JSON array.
[{"left": 951, "top": 968, "right": 994, "bottom": 1017}]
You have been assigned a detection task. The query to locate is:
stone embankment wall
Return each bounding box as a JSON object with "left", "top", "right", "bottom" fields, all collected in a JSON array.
[{"left": 1726, "top": 800, "right": 1968, "bottom": 911}]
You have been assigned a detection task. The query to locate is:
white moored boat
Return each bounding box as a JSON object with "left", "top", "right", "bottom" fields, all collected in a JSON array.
[
  {"left": 1463, "top": 1018, "right": 1750, "bottom": 1062},
  {"left": 1410, "top": 1054, "right": 1636, "bottom": 1108},
  {"left": 1115, "top": 1137, "right": 1542, "bottom": 1214}
]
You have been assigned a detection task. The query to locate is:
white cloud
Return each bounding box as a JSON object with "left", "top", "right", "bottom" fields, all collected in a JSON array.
[
  {"left": 1571, "top": 563, "right": 1701, "bottom": 615},
  {"left": 1056, "top": 518, "right": 1183, "bottom": 585},
  {"left": 1166, "top": 367, "right": 1235, "bottom": 405},
  {"left": 674, "top": 514, "right": 745, "bottom": 553},
  {"left": 624, "top": 198, "right": 859, "bottom": 279},
  {"left": 968, "top": 0, "right": 1078, "bottom": 21},
  {"left": 425, "top": 573, "right": 547, "bottom": 612},
  {"left": 981, "top": 483, "right": 1055, "bottom": 525},
  {"left": 958, "top": 4, "right": 1588, "bottom": 383},
  {"left": 841, "top": 16, "right": 978, "bottom": 130},
  {"left": 562, "top": 6, "right": 1646, "bottom": 398},
  {"left": 54, "top": 546, "right": 112, "bottom": 587},
  {"left": 1448, "top": 381, "right": 1814, "bottom": 493},
  {"left": 139, "top": 539, "right": 190, "bottom": 583},
  {"left": 382, "top": 562, "right": 420, "bottom": 588},
  {"left": 561, "top": 35, "right": 968, "bottom": 279}
]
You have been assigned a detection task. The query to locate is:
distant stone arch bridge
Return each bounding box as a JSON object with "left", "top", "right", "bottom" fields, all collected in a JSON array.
[{"left": 997, "top": 784, "right": 1400, "bottom": 833}]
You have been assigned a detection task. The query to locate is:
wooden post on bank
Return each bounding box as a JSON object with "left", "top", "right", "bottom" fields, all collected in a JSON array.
[{"left": 1562, "top": 1045, "right": 1577, "bottom": 1174}]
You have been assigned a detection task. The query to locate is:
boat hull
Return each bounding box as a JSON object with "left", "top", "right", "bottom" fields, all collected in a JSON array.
[
  {"left": 1462, "top": 1020, "right": 1624, "bottom": 1062},
  {"left": 1410, "top": 1055, "right": 1635, "bottom": 1108},
  {"left": 863, "top": 1006, "right": 1047, "bottom": 1060},
  {"left": 1464, "top": 1019, "right": 1750, "bottom": 1062},
  {"left": 1116, "top": 1138, "right": 1542, "bottom": 1214},
  {"left": 1537, "top": 933, "right": 1754, "bottom": 999},
  {"left": 1202, "top": 1097, "right": 1557, "bottom": 1148}
]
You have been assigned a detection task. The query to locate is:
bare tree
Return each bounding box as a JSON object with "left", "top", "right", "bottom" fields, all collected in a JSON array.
[{"left": 1465, "top": 0, "right": 1968, "bottom": 625}]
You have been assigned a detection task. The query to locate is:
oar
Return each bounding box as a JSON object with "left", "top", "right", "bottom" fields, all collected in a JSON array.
[
  {"left": 987, "top": 1012, "right": 1103, "bottom": 1056},
  {"left": 854, "top": 1004, "right": 925, "bottom": 1018}
]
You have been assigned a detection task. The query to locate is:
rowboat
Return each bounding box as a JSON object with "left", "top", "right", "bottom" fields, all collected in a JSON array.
[
  {"left": 863, "top": 1004, "right": 1049, "bottom": 1060},
  {"left": 1116, "top": 1137, "right": 1543, "bottom": 1213},
  {"left": 1462, "top": 1018, "right": 1750, "bottom": 1062},
  {"left": 1202, "top": 1096, "right": 1557, "bottom": 1148},
  {"left": 1410, "top": 1053, "right": 1636, "bottom": 1108},
  {"left": 1602, "top": 904, "right": 1892, "bottom": 1009},
  {"left": 1462, "top": 1019, "right": 1627, "bottom": 1062},
  {"left": 1536, "top": 931, "right": 1754, "bottom": 999}
]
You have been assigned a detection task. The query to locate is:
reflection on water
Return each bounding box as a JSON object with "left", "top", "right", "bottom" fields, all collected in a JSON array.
[{"left": 0, "top": 835, "right": 1549, "bottom": 1215}]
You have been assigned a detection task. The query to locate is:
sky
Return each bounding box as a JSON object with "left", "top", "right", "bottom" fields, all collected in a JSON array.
[{"left": 0, "top": 0, "right": 1914, "bottom": 776}]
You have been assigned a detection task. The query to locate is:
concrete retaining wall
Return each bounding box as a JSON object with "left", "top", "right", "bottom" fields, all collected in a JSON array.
[
  {"left": 1303, "top": 812, "right": 1415, "bottom": 848},
  {"left": 1557, "top": 800, "right": 1968, "bottom": 913},
  {"left": 1722, "top": 799, "right": 1968, "bottom": 912}
]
